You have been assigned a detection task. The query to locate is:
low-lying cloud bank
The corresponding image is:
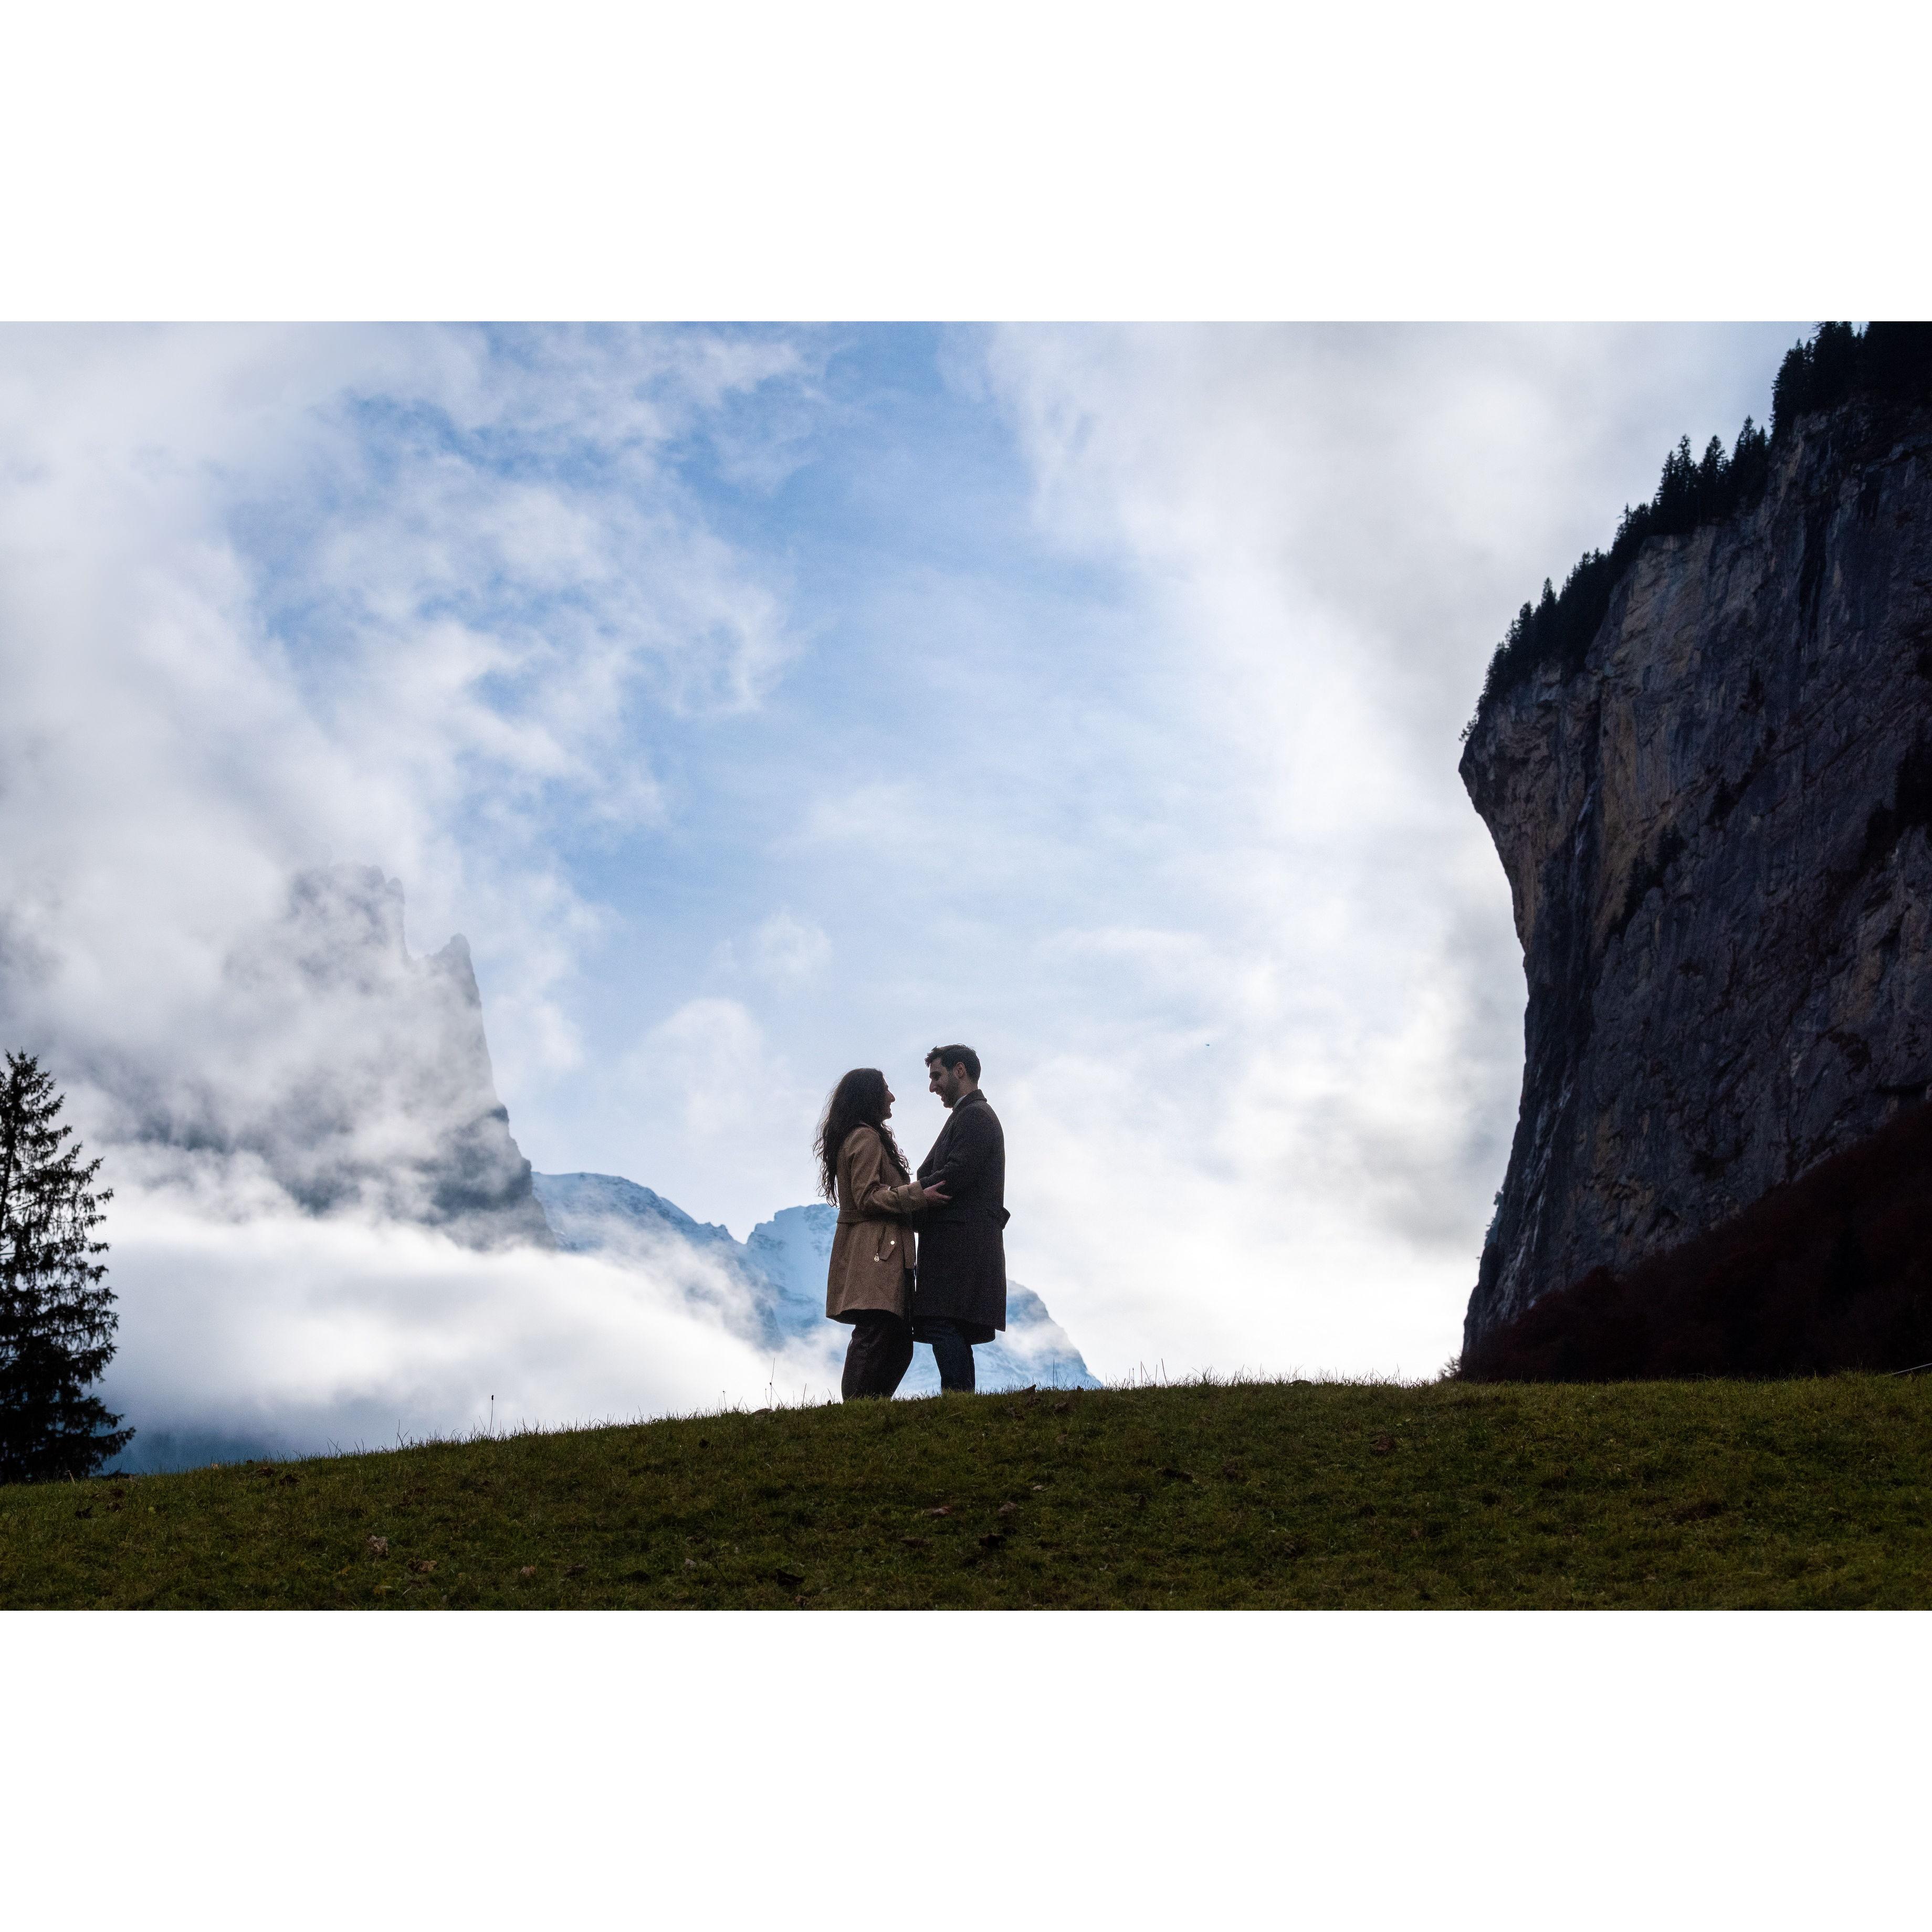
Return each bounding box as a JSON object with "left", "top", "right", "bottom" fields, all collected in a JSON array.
[{"left": 99, "top": 1165, "right": 847, "bottom": 1473}]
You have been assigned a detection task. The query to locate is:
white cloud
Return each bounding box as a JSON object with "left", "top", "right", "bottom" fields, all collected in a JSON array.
[
  {"left": 751, "top": 912, "right": 831, "bottom": 983},
  {"left": 631, "top": 998, "right": 772, "bottom": 1142},
  {"left": 0, "top": 321, "right": 810, "bottom": 1141},
  {"left": 97, "top": 1174, "right": 846, "bottom": 1466}
]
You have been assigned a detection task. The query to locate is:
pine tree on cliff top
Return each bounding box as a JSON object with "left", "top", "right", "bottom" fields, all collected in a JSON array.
[{"left": 0, "top": 1053, "right": 131, "bottom": 1480}]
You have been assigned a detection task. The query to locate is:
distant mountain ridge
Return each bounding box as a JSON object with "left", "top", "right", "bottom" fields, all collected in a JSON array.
[{"left": 532, "top": 1172, "right": 1101, "bottom": 1394}]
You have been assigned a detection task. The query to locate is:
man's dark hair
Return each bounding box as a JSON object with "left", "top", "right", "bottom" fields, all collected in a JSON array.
[
  {"left": 814, "top": 1068, "right": 909, "bottom": 1203},
  {"left": 926, "top": 1044, "right": 981, "bottom": 1082}
]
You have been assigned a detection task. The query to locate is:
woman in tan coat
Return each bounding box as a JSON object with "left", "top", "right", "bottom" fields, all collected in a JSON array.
[{"left": 814, "top": 1067, "right": 948, "bottom": 1400}]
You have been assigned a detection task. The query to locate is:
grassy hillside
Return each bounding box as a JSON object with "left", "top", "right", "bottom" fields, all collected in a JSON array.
[{"left": 5, "top": 1376, "right": 1931, "bottom": 1609}]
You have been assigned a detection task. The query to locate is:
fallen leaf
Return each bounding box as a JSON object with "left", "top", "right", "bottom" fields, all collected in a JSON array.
[
  {"left": 368, "top": 1535, "right": 390, "bottom": 1556},
  {"left": 684, "top": 1557, "right": 697, "bottom": 1569},
  {"left": 924, "top": 1505, "right": 952, "bottom": 1517},
  {"left": 997, "top": 1500, "right": 1018, "bottom": 1516},
  {"left": 518, "top": 1565, "right": 537, "bottom": 1578},
  {"left": 1371, "top": 1435, "right": 1395, "bottom": 1455},
  {"left": 563, "top": 1562, "right": 587, "bottom": 1578},
  {"left": 406, "top": 1558, "right": 437, "bottom": 1575},
  {"left": 1030, "top": 1483, "right": 1047, "bottom": 1492}
]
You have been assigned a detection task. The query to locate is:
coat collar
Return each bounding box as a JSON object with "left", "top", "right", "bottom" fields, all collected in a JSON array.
[{"left": 951, "top": 1087, "right": 988, "bottom": 1112}]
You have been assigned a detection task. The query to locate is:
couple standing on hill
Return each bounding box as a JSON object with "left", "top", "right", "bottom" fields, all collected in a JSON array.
[{"left": 815, "top": 1044, "right": 1007, "bottom": 1401}]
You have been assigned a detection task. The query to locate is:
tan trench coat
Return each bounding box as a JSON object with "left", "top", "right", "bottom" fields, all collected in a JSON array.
[{"left": 826, "top": 1126, "right": 927, "bottom": 1323}]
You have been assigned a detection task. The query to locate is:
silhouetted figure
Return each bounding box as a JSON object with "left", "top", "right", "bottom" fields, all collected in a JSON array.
[
  {"left": 913, "top": 1044, "right": 1007, "bottom": 1393},
  {"left": 815, "top": 1068, "right": 946, "bottom": 1400}
]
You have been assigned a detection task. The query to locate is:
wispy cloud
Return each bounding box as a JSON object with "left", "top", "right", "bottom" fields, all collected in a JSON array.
[{"left": 0, "top": 321, "right": 813, "bottom": 1126}]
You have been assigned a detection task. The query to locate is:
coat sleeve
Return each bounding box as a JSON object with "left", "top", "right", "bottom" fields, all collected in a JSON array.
[
  {"left": 844, "top": 1128, "right": 927, "bottom": 1217},
  {"left": 916, "top": 1104, "right": 996, "bottom": 1200}
]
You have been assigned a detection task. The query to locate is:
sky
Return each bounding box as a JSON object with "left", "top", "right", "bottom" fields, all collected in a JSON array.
[{"left": 0, "top": 321, "right": 1806, "bottom": 1437}]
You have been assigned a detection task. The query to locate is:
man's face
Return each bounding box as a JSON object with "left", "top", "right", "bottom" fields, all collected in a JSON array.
[{"left": 928, "top": 1059, "right": 965, "bottom": 1108}]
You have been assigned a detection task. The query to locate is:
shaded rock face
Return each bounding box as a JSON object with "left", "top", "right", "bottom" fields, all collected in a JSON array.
[
  {"left": 152, "top": 865, "right": 551, "bottom": 1247},
  {"left": 1462, "top": 396, "right": 1932, "bottom": 1350}
]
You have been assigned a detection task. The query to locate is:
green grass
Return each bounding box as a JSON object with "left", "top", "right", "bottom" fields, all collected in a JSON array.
[{"left": 5, "top": 1376, "right": 1931, "bottom": 1608}]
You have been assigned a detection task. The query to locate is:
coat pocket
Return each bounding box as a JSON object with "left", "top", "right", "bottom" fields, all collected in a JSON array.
[{"left": 872, "top": 1225, "right": 902, "bottom": 1266}]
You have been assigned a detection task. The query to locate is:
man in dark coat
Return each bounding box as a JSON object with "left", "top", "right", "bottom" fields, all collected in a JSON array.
[{"left": 913, "top": 1043, "right": 1007, "bottom": 1393}]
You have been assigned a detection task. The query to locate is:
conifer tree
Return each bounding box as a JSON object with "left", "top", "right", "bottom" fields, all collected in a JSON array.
[
  {"left": 1473, "top": 325, "right": 1932, "bottom": 736},
  {"left": 0, "top": 1053, "right": 131, "bottom": 1481}
]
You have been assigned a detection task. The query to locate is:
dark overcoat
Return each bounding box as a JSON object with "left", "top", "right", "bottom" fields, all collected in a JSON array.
[{"left": 914, "top": 1088, "right": 1007, "bottom": 1342}]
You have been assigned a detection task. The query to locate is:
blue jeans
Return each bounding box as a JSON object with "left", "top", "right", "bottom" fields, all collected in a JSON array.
[{"left": 920, "top": 1318, "right": 977, "bottom": 1393}]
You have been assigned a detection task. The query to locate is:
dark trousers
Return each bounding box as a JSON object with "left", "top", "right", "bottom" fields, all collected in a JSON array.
[
  {"left": 841, "top": 1311, "right": 914, "bottom": 1401},
  {"left": 920, "top": 1318, "right": 977, "bottom": 1393}
]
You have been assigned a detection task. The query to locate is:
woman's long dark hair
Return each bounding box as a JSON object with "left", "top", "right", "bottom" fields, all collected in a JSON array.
[{"left": 814, "top": 1068, "right": 908, "bottom": 1202}]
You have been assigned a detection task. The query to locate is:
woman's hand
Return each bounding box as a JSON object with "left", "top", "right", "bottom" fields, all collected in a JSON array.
[{"left": 920, "top": 1181, "right": 950, "bottom": 1205}]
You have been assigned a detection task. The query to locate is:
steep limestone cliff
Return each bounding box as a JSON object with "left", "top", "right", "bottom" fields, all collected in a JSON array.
[
  {"left": 1462, "top": 392, "right": 1932, "bottom": 1350},
  {"left": 150, "top": 865, "right": 553, "bottom": 1246}
]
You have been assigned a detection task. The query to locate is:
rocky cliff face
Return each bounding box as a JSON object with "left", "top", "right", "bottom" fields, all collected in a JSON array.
[
  {"left": 152, "top": 865, "right": 553, "bottom": 1247},
  {"left": 1462, "top": 394, "right": 1932, "bottom": 1350}
]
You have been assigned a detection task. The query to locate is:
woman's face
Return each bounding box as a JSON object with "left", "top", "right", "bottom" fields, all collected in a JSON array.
[{"left": 881, "top": 1085, "right": 895, "bottom": 1119}]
